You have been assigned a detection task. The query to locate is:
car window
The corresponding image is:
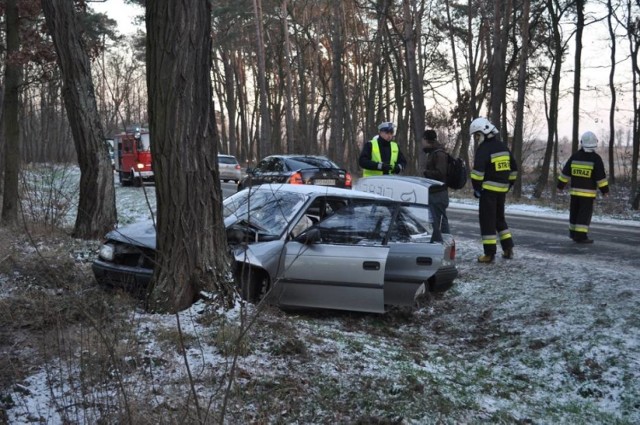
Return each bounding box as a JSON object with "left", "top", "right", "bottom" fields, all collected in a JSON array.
[
  {"left": 253, "top": 159, "right": 269, "bottom": 173},
  {"left": 285, "top": 157, "right": 337, "bottom": 170},
  {"left": 223, "top": 189, "right": 307, "bottom": 236},
  {"left": 312, "top": 200, "right": 395, "bottom": 245},
  {"left": 218, "top": 156, "right": 238, "bottom": 165},
  {"left": 388, "top": 205, "right": 433, "bottom": 242}
]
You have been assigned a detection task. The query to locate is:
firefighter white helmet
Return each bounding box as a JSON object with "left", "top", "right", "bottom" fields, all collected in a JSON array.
[
  {"left": 469, "top": 117, "right": 498, "bottom": 136},
  {"left": 580, "top": 131, "right": 598, "bottom": 152}
]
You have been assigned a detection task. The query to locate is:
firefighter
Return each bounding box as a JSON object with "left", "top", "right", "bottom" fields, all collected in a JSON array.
[
  {"left": 359, "top": 122, "right": 407, "bottom": 177},
  {"left": 470, "top": 117, "right": 518, "bottom": 263},
  {"left": 557, "top": 131, "right": 609, "bottom": 243}
]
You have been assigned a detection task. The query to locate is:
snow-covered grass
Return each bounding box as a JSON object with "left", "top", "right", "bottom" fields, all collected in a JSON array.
[{"left": 1, "top": 167, "right": 639, "bottom": 424}]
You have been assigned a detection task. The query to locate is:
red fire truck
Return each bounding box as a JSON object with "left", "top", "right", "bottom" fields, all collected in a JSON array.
[{"left": 114, "top": 126, "right": 153, "bottom": 186}]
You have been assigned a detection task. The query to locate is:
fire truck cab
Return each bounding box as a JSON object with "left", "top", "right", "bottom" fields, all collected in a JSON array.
[{"left": 114, "top": 127, "right": 153, "bottom": 186}]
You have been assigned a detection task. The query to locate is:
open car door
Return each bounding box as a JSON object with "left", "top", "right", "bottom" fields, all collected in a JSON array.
[{"left": 273, "top": 200, "right": 395, "bottom": 313}]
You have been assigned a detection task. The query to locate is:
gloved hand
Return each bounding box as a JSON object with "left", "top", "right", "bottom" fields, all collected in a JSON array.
[
  {"left": 473, "top": 189, "right": 482, "bottom": 199},
  {"left": 378, "top": 162, "right": 391, "bottom": 172},
  {"left": 392, "top": 164, "right": 402, "bottom": 174}
]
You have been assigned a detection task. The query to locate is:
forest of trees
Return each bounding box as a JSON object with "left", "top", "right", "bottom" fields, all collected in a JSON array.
[
  {"left": 1, "top": 0, "right": 640, "bottom": 309},
  {"left": 2, "top": 1, "right": 640, "bottom": 198}
]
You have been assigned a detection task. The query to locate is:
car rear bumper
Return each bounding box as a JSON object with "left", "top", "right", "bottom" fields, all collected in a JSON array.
[
  {"left": 428, "top": 265, "right": 458, "bottom": 292},
  {"left": 92, "top": 259, "right": 152, "bottom": 294}
]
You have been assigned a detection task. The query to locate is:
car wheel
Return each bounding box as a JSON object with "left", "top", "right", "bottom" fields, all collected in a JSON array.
[
  {"left": 119, "top": 172, "right": 131, "bottom": 187},
  {"left": 427, "top": 276, "right": 454, "bottom": 293},
  {"left": 238, "top": 266, "right": 269, "bottom": 303},
  {"left": 223, "top": 179, "right": 229, "bottom": 183},
  {"left": 133, "top": 172, "right": 143, "bottom": 187}
]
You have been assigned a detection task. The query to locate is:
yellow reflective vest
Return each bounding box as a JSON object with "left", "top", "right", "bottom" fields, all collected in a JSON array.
[{"left": 363, "top": 138, "right": 400, "bottom": 177}]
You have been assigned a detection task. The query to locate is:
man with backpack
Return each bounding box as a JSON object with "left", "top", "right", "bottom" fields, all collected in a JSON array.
[
  {"left": 470, "top": 117, "right": 518, "bottom": 263},
  {"left": 421, "top": 129, "right": 450, "bottom": 240}
]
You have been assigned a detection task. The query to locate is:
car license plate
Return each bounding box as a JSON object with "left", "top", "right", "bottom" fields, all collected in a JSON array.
[{"left": 314, "top": 179, "right": 336, "bottom": 186}]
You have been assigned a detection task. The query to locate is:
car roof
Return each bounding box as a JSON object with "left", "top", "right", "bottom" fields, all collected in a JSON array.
[
  {"left": 264, "top": 154, "right": 331, "bottom": 160},
  {"left": 354, "top": 176, "right": 443, "bottom": 206},
  {"left": 248, "top": 183, "right": 392, "bottom": 200},
  {"left": 218, "top": 154, "right": 236, "bottom": 158}
]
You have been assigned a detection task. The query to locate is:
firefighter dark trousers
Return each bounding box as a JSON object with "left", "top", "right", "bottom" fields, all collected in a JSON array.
[
  {"left": 479, "top": 191, "right": 514, "bottom": 256},
  {"left": 569, "top": 195, "right": 594, "bottom": 241}
]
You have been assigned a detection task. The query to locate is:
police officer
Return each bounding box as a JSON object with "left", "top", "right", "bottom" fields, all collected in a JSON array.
[
  {"left": 359, "top": 122, "right": 407, "bottom": 176},
  {"left": 557, "top": 131, "right": 609, "bottom": 243},
  {"left": 470, "top": 117, "right": 518, "bottom": 263}
]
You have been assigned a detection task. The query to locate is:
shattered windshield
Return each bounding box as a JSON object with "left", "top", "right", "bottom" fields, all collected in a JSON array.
[{"left": 224, "top": 188, "right": 307, "bottom": 235}]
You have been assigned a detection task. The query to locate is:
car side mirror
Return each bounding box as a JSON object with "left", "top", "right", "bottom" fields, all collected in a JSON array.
[{"left": 296, "top": 227, "right": 321, "bottom": 245}]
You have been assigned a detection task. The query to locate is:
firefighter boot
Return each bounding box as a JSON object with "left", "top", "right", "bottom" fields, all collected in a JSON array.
[
  {"left": 502, "top": 248, "right": 513, "bottom": 259},
  {"left": 477, "top": 254, "right": 495, "bottom": 263}
]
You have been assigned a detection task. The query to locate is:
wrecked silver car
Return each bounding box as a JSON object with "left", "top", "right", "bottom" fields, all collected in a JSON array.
[{"left": 92, "top": 178, "right": 457, "bottom": 313}]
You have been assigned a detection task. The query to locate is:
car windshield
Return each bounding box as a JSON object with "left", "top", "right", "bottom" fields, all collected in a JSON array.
[
  {"left": 224, "top": 188, "right": 307, "bottom": 235},
  {"left": 285, "top": 156, "right": 338, "bottom": 170}
]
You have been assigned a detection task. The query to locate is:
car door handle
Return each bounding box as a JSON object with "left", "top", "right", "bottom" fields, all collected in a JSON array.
[
  {"left": 416, "top": 257, "right": 433, "bottom": 266},
  {"left": 363, "top": 261, "right": 380, "bottom": 270}
]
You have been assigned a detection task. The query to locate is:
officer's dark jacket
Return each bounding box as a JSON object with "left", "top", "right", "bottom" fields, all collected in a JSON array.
[
  {"left": 557, "top": 149, "right": 609, "bottom": 198},
  {"left": 471, "top": 135, "right": 518, "bottom": 193}
]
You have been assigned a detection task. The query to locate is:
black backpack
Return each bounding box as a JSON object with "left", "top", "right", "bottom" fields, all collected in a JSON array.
[{"left": 445, "top": 153, "right": 468, "bottom": 190}]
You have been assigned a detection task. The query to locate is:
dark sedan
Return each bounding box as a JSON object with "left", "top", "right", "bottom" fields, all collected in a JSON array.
[{"left": 238, "top": 154, "right": 352, "bottom": 190}]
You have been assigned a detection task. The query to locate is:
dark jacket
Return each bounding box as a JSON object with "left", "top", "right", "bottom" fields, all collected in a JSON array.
[
  {"left": 359, "top": 136, "right": 408, "bottom": 174},
  {"left": 557, "top": 149, "right": 609, "bottom": 197},
  {"left": 422, "top": 144, "right": 448, "bottom": 193},
  {"left": 470, "top": 135, "right": 518, "bottom": 193}
]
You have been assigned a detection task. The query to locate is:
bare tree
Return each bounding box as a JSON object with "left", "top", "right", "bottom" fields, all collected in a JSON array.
[
  {"left": 146, "top": 0, "right": 234, "bottom": 312},
  {"left": 328, "top": 0, "right": 346, "bottom": 163},
  {"left": 1, "top": 0, "right": 21, "bottom": 227},
  {"left": 41, "top": 0, "right": 117, "bottom": 238},
  {"left": 253, "top": 0, "right": 271, "bottom": 157},
  {"left": 512, "top": 0, "right": 531, "bottom": 199},
  {"left": 571, "top": 0, "right": 584, "bottom": 153},
  {"left": 607, "top": 0, "right": 618, "bottom": 183},
  {"left": 402, "top": 0, "right": 425, "bottom": 162}
]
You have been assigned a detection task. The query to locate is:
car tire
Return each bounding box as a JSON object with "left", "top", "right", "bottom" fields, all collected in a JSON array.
[
  {"left": 119, "top": 171, "right": 132, "bottom": 187},
  {"left": 133, "top": 172, "right": 143, "bottom": 187},
  {"left": 223, "top": 179, "right": 229, "bottom": 183},
  {"left": 238, "top": 266, "right": 269, "bottom": 303}
]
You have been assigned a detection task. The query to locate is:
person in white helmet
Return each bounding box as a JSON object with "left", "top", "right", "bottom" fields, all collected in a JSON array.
[
  {"left": 557, "top": 131, "right": 609, "bottom": 243},
  {"left": 469, "top": 117, "right": 518, "bottom": 263},
  {"left": 359, "top": 121, "right": 407, "bottom": 177}
]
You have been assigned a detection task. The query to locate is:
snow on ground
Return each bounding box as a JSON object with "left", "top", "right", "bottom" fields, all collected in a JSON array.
[{"left": 3, "top": 169, "right": 640, "bottom": 423}]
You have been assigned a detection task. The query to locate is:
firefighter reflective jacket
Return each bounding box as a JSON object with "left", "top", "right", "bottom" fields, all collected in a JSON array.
[
  {"left": 557, "top": 149, "right": 609, "bottom": 197},
  {"left": 471, "top": 135, "right": 518, "bottom": 193}
]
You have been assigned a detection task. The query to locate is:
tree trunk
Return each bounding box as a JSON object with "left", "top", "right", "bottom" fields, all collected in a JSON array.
[
  {"left": 571, "top": 0, "right": 584, "bottom": 153},
  {"left": 253, "top": 0, "right": 271, "bottom": 157},
  {"left": 512, "top": 0, "right": 531, "bottom": 199},
  {"left": 41, "top": 0, "right": 117, "bottom": 239},
  {"left": 328, "top": 0, "right": 346, "bottom": 163},
  {"left": 282, "top": 0, "right": 296, "bottom": 154},
  {"left": 146, "top": 0, "right": 235, "bottom": 313},
  {"left": 607, "top": 0, "right": 617, "bottom": 184},
  {"left": 1, "top": 0, "right": 21, "bottom": 227},
  {"left": 534, "top": 0, "right": 563, "bottom": 198},
  {"left": 403, "top": 0, "right": 425, "bottom": 171}
]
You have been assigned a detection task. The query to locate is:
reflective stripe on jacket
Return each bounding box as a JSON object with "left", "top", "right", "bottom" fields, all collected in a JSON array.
[{"left": 557, "top": 149, "right": 609, "bottom": 197}]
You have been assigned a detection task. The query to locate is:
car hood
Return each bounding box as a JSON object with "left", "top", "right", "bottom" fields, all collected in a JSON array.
[
  {"left": 105, "top": 215, "right": 255, "bottom": 250},
  {"left": 106, "top": 220, "right": 157, "bottom": 249}
]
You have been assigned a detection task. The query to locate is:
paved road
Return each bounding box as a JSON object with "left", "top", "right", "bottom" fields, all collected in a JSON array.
[{"left": 448, "top": 206, "right": 640, "bottom": 268}]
